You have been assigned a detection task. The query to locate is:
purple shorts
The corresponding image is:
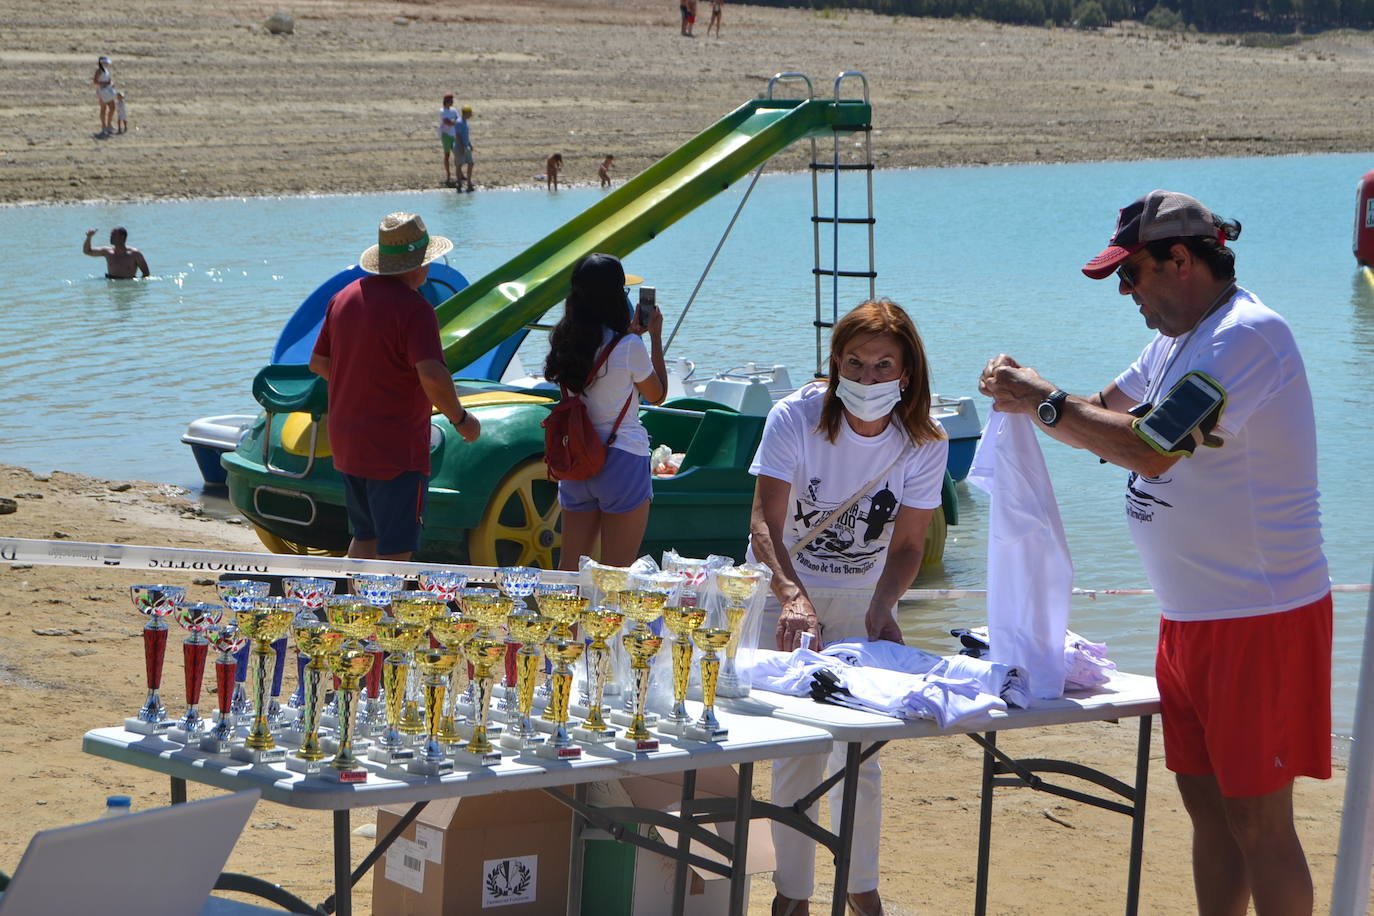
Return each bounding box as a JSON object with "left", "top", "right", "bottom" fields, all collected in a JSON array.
[{"left": 558, "top": 448, "right": 652, "bottom": 514}]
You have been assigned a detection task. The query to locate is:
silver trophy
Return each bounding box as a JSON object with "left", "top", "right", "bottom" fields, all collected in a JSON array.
[
  {"left": 169, "top": 601, "right": 224, "bottom": 743},
  {"left": 124, "top": 584, "right": 186, "bottom": 735}
]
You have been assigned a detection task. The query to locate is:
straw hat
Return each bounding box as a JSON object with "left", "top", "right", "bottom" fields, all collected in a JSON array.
[{"left": 359, "top": 212, "right": 453, "bottom": 276}]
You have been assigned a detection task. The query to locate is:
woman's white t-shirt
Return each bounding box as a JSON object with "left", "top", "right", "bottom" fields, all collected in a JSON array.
[
  {"left": 582, "top": 329, "right": 652, "bottom": 457},
  {"left": 746, "top": 382, "right": 948, "bottom": 590}
]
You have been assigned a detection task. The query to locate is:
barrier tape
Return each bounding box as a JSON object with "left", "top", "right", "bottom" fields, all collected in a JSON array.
[{"left": 2, "top": 536, "right": 1366, "bottom": 600}]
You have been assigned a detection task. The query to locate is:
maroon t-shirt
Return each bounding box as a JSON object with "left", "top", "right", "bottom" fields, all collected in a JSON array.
[{"left": 312, "top": 275, "right": 445, "bottom": 478}]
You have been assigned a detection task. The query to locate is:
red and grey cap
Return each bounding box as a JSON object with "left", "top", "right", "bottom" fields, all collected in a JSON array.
[{"left": 1082, "top": 190, "right": 1225, "bottom": 279}]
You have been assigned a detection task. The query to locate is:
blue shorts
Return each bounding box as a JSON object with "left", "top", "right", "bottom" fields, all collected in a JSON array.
[
  {"left": 341, "top": 470, "right": 428, "bottom": 555},
  {"left": 558, "top": 448, "right": 652, "bottom": 514}
]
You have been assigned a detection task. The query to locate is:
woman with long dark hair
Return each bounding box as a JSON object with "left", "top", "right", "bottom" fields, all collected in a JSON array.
[{"left": 544, "top": 253, "right": 667, "bottom": 569}]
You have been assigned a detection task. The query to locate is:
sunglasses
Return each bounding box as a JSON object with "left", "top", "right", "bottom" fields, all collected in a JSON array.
[{"left": 1116, "top": 260, "right": 1140, "bottom": 289}]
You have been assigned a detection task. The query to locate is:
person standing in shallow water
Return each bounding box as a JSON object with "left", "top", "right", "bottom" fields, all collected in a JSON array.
[{"left": 83, "top": 227, "right": 149, "bottom": 279}]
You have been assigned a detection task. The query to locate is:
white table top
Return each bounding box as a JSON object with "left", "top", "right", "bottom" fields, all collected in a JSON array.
[
  {"left": 719, "top": 671, "right": 1161, "bottom": 743},
  {"left": 83, "top": 707, "right": 832, "bottom": 811}
]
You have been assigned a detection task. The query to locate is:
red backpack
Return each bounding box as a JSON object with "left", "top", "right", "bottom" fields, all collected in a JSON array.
[{"left": 541, "top": 335, "right": 635, "bottom": 481}]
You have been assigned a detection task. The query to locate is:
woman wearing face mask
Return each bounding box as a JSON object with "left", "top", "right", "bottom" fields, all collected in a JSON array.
[{"left": 748, "top": 298, "right": 947, "bottom": 916}]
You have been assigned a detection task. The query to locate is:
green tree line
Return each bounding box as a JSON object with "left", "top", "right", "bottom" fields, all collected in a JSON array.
[{"left": 732, "top": 0, "right": 1374, "bottom": 30}]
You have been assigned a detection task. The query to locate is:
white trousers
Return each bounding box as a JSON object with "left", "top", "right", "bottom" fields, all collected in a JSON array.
[{"left": 762, "top": 589, "right": 883, "bottom": 898}]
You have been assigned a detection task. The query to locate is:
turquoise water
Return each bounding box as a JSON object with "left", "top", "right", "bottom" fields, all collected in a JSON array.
[{"left": 1, "top": 154, "right": 1370, "bottom": 733}]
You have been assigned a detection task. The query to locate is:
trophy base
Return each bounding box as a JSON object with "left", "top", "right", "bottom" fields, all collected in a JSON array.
[
  {"left": 367, "top": 745, "right": 416, "bottom": 766},
  {"left": 653, "top": 718, "right": 696, "bottom": 736},
  {"left": 571, "top": 724, "right": 617, "bottom": 744},
  {"left": 614, "top": 735, "right": 660, "bottom": 753},
  {"left": 499, "top": 731, "right": 545, "bottom": 751},
  {"left": 355, "top": 720, "right": 388, "bottom": 740},
  {"left": 274, "top": 729, "right": 306, "bottom": 749},
  {"left": 316, "top": 766, "right": 368, "bottom": 784},
  {"left": 609, "top": 709, "right": 658, "bottom": 728},
  {"left": 198, "top": 734, "right": 236, "bottom": 755},
  {"left": 124, "top": 716, "right": 174, "bottom": 736},
  {"left": 533, "top": 742, "right": 581, "bottom": 761},
  {"left": 531, "top": 716, "right": 559, "bottom": 734},
  {"left": 284, "top": 755, "right": 329, "bottom": 776},
  {"left": 713, "top": 684, "right": 750, "bottom": 699},
  {"left": 231, "top": 745, "right": 287, "bottom": 765},
  {"left": 167, "top": 725, "right": 206, "bottom": 745},
  {"left": 569, "top": 702, "right": 608, "bottom": 720},
  {"left": 406, "top": 757, "right": 454, "bottom": 777},
  {"left": 679, "top": 723, "right": 729, "bottom": 743},
  {"left": 452, "top": 747, "right": 502, "bottom": 768},
  {"left": 321, "top": 735, "right": 372, "bottom": 755},
  {"left": 455, "top": 721, "right": 502, "bottom": 740}
]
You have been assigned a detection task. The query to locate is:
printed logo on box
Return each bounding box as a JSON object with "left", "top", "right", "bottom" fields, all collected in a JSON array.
[{"left": 482, "top": 855, "right": 536, "bottom": 908}]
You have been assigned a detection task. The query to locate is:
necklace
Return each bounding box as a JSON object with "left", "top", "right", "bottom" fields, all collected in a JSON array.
[{"left": 1145, "top": 282, "right": 1237, "bottom": 403}]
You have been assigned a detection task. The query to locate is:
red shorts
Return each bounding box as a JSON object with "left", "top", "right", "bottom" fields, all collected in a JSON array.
[{"left": 1156, "top": 593, "right": 1332, "bottom": 797}]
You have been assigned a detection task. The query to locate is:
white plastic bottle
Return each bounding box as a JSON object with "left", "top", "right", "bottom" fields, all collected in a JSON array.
[{"left": 101, "top": 795, "right": 132, "bottom": 818}]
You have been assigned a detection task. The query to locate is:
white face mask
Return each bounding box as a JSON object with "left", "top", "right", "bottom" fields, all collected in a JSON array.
[{"left": 835, "top": 376, "right": 903, "bottom": 422}]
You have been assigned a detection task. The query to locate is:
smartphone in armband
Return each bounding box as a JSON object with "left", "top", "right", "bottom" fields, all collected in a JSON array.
[
  {"left": 636, "top": 286, "right": 656, "bottom": 326},
  {"left": 1131, "top": 370, "right": 1227, "bottom": 457}
]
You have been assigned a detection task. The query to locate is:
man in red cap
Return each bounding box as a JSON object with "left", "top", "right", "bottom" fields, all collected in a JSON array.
[{"left": 980, "top": 190, "right": 1330, "bottom": 914}]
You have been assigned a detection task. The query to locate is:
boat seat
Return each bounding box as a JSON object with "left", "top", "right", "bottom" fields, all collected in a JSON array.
[
  {"left": 252, "top": 364, "right": 328, "bottom": 417},
  {"left": 678, "top": 409, "right": 766, "bottom": 472}
]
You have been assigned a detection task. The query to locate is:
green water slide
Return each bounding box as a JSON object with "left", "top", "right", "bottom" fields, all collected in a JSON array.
[{"left": 434, "top": 95, "right": 871, "bottom": 370}]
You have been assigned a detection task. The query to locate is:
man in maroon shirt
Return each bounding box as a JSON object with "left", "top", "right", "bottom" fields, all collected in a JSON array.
[{"left": 309, "top": 212, "right": 480, "bottom": 560}]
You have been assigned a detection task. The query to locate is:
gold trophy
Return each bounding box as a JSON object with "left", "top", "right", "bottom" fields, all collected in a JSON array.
[
  {"left": 322, "top": 641, "right": 375, "bottom": 783},
  {"left": 571, "top": 606, "right": 624, "bottom": 744},
  {"left": 615, "top": 628, "right": 665, "bottom": 752},
  {"left": 535, "top": 592, "right": 588, "bottom": 724},
  {"left": 231, "top": 597, "right": 299, "bottom": 764},
  {"left": 714, "top": 566, "right": 762, "bottom": 698},
  {"left": 454, "top": 588, "right": 514, "bottom": 740},
  {"left": 500, "top": 612, "right": 555, "bottom": 751},
  {"left": 408, "top": 645, "right": 462, "bottom": 775},
  {"left": 200, "top": 622, "right": 247, "bottom": 754},
  {"left": 282, "top": 576, "right": 336, "bottom": 720},
  {"left": 367, "top": 618, "right": 427, "bottom": 767},
  {"left": 323, "top": 596, "right": 382, "bottom": 735},
  {"left": 390, "top": 591, "right": 450, "bottom": 739},
  {"left": 583, "top": 560, "right": 631, "bottom": 608},
  {"left": 429, "top": 613, "right": 479, "bottom": 747},
  {"left": 536, "top": 636, "right": 586, "bottom": 760},
  {"left": 454, "top": 632, "right": 508, "bottom": 767},
  {"left": 214, "top": 579, "right": 270, "bottom": 720},
  {"left": 170, "top": 601, "right": 224, "bottom": 743},
  {"left": 284, "top": 619, "right": 344, "bottom": 774},
  {"left": 125, "top": 584, "right": 186, "bottom": 735},
  {"left": 686, "top": 627, "right": 733, "bottom": 742},
  {"left": 610, "top": 589, "right": 667, "bottom": 727},
  {"left": 657, "top": 604, "right": 707, "bottom": 736}
]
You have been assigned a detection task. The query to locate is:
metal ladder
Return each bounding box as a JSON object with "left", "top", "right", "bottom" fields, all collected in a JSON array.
[{"left": 801, "top": 71, "right": 877, "bottom": 375}]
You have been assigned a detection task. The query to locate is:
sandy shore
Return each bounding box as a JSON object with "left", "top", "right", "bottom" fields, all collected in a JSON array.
[
  {"left": 4, "top": 0, "right": 1374, "bottom": 204},
  {"left": 0, "top": 463, "right": 1350, "bottom": 913}
]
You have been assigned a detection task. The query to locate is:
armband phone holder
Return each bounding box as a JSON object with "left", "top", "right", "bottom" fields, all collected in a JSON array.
[{"left": 1131, "top": 370, "right": 1227, "bottom": 458}]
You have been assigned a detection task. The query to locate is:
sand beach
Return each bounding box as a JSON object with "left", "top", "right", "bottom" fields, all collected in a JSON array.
[{"left": 0, "top": 0, "right": 1365, "bottom": 912}]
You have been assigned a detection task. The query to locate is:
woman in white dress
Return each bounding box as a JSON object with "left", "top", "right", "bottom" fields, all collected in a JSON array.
[{"left": 92, "top": 56, "right": 116, "bottom": 135}]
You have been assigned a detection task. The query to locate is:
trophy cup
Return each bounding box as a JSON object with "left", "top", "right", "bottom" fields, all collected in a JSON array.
[
  {"left": 571, "top": 606, "right": 624, "bottom": 743},
  {"left": 615, "top": 628, "right": 665, "bottom": 752},
  {"left": 282, "top": 577, "right": 336, "bottom": 716},
  {"left": 215, "top": 580, "right": 271, "bottom": 719},
  {"left": 685, "top": 627, "right": 733, "bottom": 742},
  {"left": 252, "top": 596, "right": 304, "bottom": 732},
  {"left": 714, "top": 566, "right": 762, "bottom": 698},
  {"left": 170, "top": 601, "right": 224, "bottom": 743},
  {"left": 200, "top": 622, "right": 247, "bottom": 754},
  {"left": 535, "top": 591, "right": 587, "bottom": 723},
  {"left": 454, "top": 588, "right": 514, "bottom": 738},
  {"left": 125, "top": 584, "right": 186, "bottom": 735},
  {"left": 416, "top": 569, "right": 468, "bottom": 607},
  {"left": 324, "top": 595, "right": 383, "bottom": 733},
  {"left": 610, "top": 589, "right": 667, "bottom": 727},
  {"left": 347, "top": 572, "right": 405, "bottom": 606},
  {"left": 284, "top": 619, "right": 344, "bottom": 774},
  {"left": 231, "top": 599, "right": 298, "bottom": 764},
  {"left": 494, "top": 567, "right": 541, "bottom": 718},
  {"left": 454, "top": 631, "right": 508, "bottom": 767},
  {"left": 536, "top": 635, "right": 586, "bottom": 760},
  {"left": 429, "top": 613, "right": 479, "bottom": 747},
  {"left": 408, "top": 645, "right": 462, "bottom": 776},
  {"left": 663, "top": 554, "right": 712, "bottom": 603},
  {"left": 656, "top": 604, "right": 708, "bottom": 737},
  {"left": 390, "top": 591, "right": 450, "bottom": 739},
  {"left": 499, "top": 612, "right": 554, "bottom": 751},
  {"left": 367, "top": 618, "right": 426, "bottom": 767},
  {"left": 322, "top": 641, "right": 375, "bottom": 783}
]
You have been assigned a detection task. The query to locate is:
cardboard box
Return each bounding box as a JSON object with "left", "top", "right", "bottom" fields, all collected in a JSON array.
[
  {"left": 581, "top": 767, "right": 774, "bottom": 916},
  {"left": 373, "top": 790, "right": 572, "bottom": 915}
]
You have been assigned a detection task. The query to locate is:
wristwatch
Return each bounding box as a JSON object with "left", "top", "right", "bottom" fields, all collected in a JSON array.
[{"left": 1037, "top": 389, "right": 1069, "bottom": 427}]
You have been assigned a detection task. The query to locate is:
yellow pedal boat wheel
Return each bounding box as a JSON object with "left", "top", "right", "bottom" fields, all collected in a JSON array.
[
  {"left": 252, "top": 523, "right": 347, "bottom": 557},
  {"left": 469, "top": 458, "right": 562, "bottom": 569}
]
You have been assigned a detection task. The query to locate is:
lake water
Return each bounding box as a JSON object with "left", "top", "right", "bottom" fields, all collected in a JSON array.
[{"left": 1, "top": 153, "right": 1370, "bottom": 734}]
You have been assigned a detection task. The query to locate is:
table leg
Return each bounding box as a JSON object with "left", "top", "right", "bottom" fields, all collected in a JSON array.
[
  {"left": 974, "top": 730, "right": 995, "bottom": 916},
  {"left": 728, "top": 762, "right": 753, "bottom": 915},
  {"left": 566, "top": 782, "right": 588, "bottom": 916},
  {"left": 830, "top": 741, "right": 862, "bottom": 916},
  {"left": 1125, "top": 715, "right": 1152, "bottom": 916},
  {"left": 672, "top": 770, "right": 697, "bottom": 916},
  {"left": 170, "top": 775, "right": 186, "bottom": 805},
  {"left": 334, "top": 809, "right": 351, "bottom": 916}
]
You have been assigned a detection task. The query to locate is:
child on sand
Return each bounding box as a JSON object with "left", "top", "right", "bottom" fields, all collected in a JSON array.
[
  {"left": 115, "top": 92, "right": 127, "bottom": 134},
  {"left": 546, "top": 153, "right": 563, "bottom": 191},
  {"left": 598, "top": 154, "right": 615, "bottom": 188},
  {"left": 707, "top": 0, "right": 723, "bottom": 37}
]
